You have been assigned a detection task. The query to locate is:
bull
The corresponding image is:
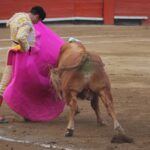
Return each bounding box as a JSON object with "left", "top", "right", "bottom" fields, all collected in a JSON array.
[{"left": 51, "top": 42, "right": 133, "bottom": 143}]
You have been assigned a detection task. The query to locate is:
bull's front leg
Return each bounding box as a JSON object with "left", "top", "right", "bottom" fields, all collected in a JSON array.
[{"left": 65, "top": 92, "right": 78, "bottom": 137}]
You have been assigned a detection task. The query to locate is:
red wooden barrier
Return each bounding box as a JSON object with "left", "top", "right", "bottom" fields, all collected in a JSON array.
[
  {"left": 103, "top": 0, "right": 115, "bottom": 24},
  {"left": 0, "top": 0, "right": 150, "bottom": 24},
  {"left": 74, "top": 0, "right": 103, "bottom": 17},
  {"left": 115, "top": 0, "right": 150, "bottom": 24},
  {"left": 0, "top": 0, "right": 74, "bottom": 19}
]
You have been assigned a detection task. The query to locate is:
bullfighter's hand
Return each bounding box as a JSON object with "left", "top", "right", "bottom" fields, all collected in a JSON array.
[{"left": 9, "top": 45, "right": 21, "bottom": 52}]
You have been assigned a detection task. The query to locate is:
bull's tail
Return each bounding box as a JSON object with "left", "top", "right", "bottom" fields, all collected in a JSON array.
[
  {"left": 50, "top": 52, "right": 90, "bottom": 99},
  {"left": 50, "top": 68, "right": 62, "bottom": 99},
  {"left": 58, "top": 52, "right": 90, "bottom": 72}
]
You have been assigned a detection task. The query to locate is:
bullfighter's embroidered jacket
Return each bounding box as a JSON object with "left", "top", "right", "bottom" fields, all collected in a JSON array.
[{"left": 7, "top": 13, "right": 35, "bottom": 51}]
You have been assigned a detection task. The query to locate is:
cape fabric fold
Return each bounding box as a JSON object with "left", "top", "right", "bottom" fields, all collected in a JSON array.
[{"left": 4, "top": 21, "right": 65, "bottom": 121}]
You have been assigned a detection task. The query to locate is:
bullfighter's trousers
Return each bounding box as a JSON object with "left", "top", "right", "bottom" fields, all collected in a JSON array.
[{"left": 0, "top": 66, "right": 12, "bottom": 97}]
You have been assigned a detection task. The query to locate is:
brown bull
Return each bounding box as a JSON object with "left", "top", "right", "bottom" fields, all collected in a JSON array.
[{"left": 51, "top": 42, "right": 133, "bottom": 143}]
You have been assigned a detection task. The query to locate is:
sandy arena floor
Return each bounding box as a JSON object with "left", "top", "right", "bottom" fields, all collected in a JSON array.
[{"left": 0, "top": 24, "right": 150, "bottom": 150}]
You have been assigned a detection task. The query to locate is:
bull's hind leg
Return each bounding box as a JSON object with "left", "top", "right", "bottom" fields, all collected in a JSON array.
[
  {"left": 65, "top": 91, "right": 78, "bottom": 137},
  {"left": 99, "top": 88, "right": 133, "bottom": 143},
  {"left": 91, "top": 94, "right": 106, "bottom": 126},
  {"left": 99, "top": 88, "right": 124, "bottom": 134}
]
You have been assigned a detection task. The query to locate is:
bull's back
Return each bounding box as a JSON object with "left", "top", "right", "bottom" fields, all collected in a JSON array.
[
  {"left": 58, "top": 42, "right": 110, "bottom": 93},
  {"left": 62, "top": 51, "right": 110, "bottom": 92},
  {"left": 58, "top": 42, "right": 86, "bottom": 68}
]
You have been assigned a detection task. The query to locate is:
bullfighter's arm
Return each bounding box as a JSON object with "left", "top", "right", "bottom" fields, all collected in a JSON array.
[{"left": 16, "top": 24, "right": 31, "bottom": 51}]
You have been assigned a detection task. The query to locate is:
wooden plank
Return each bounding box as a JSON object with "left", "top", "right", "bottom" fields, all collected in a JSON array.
[
  {"left": 115, "top": 0, "right": 150, "bottom": 24},
  {"left": 115, "top": 0, "right": 150, "bottom": 15},
  {"left": 74, "top": 0, "right": 103, "bottom": 17},
  {"left": 103, "top": 0, "right": 115, "bottom": 24}
]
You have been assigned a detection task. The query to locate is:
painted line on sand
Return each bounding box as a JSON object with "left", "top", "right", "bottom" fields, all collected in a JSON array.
[{"left": 0, "top": 136, "right": 76, "bottom": 150}]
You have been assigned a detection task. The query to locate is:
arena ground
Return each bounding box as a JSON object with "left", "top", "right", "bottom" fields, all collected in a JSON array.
[{"left": 0, "top": 25, "right": 150, "bottom": 150}]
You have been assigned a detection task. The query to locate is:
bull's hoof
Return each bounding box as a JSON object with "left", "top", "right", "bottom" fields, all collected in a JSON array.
[
  {"left": 65, "top": 129, "right": 74, "bottom": 137},
  {"left": 97, "top": 121, "right": 107, "bottom": 127},
  {"left": 111, "top": 133, "right": 134, "bottom": 144}
]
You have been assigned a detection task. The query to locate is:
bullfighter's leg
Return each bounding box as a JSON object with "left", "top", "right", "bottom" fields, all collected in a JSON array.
[
  {"left": 0, "top": 66, "right": 12, "bottom": 123},
  {"left": 65, "top": 91, "right": 78, "bottom": 137},
  {"left": 91, "top": 94, "right": 106, "bottom": 126},
  {"left": 99, "top": 88, "right": 125, "bottom": 134}
]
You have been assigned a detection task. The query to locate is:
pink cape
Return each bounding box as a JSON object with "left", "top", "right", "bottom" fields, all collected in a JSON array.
[{"left": 3, "top": 21, "right": 65, "bottom": 121}]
